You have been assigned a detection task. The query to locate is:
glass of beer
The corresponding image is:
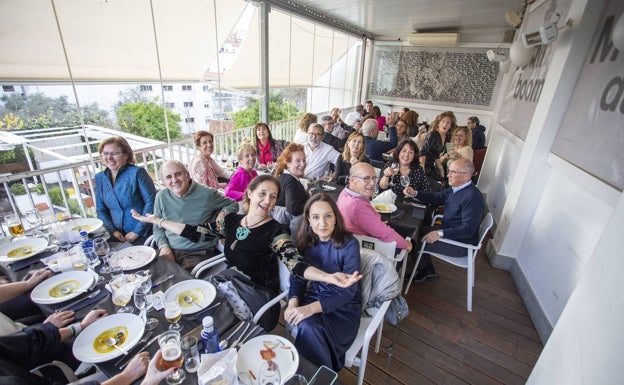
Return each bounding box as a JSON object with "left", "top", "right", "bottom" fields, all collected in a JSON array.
[
  {"left": 164, "top": 298, "right": 183, "bottom": 332},
  {"left": 157, "top": 330, "right": 186, "bottom": 385},
  {"left": 5, "top": 214, "right": 25, "bottom": 239}
]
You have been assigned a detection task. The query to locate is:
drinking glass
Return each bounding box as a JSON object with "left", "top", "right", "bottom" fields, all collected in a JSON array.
[
  {"left": 157, "top": 330, "right": 186, "bottom": 385},
  {"left": 110, "top": 275, "right": 133, "bottom": 313},
  {"left": 5, "top": 214, "right": 25, "bottom": 239},
  {"left": 266, "top": 161, "right": 275, "bottom": 174},
  {"left": 389, "top": 163, "right": 399, "bottom": 186},
  {"left": 259, "top": 360, "right": 281, "bottom": 385},
  {"left": 134, "top": 286, "right": 158, "bottom": 330},
  {"left": 180, "top": 335, "right": 200, "bottom": 373},
  {"left": 84, "top": 246, "right": 101, "bottom": 269},
  {"left": 23, "top": 209, "right": 42, "bottom": 236},
  {"left": 400, "top": 175, "right": 410, "bottom": 188},
  {"left": 321, "top": 169, "right": 332, "bottom": 186},
  {"left": 94, "top": 238, "right": 111, "bottom": 274},
  {"left": 164, "top": 299, "right": 183, "bottom": 332},
  {"left": 284, "top": 374, "right": 308, "bottom": 385}
]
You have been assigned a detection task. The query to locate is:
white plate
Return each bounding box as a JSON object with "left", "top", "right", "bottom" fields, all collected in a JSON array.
[
  {"left": 372, "top": 202, "right": 397, "bottom": 213},
  {"left": 109, "top": 246, "right": 156, "bottom": 271},
  {"left": 30, "top": 270, "right": 95, "bottom": 305},
  {"left": 164, "top": 279, "right": 216, "bottom": 315},
  {"left": 237, "top": 335, "right": 299, "bottom": 385},
  {"left": 72, "top": 313, "right": 145, "bottom": 363},
  {"left": 0, "top": 237, "right": 48, "bottom": 262},
  {"left": 66, "top": 218, "right": 103, "bottom": 234}
]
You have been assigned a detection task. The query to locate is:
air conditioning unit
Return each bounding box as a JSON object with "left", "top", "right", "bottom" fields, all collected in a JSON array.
[{"left": 408, "top": 32, "right": 459, "bottom": 46}]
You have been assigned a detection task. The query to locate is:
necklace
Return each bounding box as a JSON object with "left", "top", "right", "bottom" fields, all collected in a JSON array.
[{"left": 234, "top": 215, "right": 268, "bottom": 243}]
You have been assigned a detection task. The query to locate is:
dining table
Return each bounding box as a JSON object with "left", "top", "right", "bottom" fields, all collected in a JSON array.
[{"left": 4, "top": 232, "right": 337, "bottom": 385}]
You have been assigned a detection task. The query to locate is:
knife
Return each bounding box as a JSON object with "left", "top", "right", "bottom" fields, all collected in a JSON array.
[
  {"left": 118, "top": 333, "right": 161, "bottom": 369},
  {"left": 55, "top": 289, "right": 101, "bottom": 312},
  {"left": 114, "top": 331, "right": 154, "bottom": 367},
  {"left": 231, "top": 322, "right": 251, "bottom": 348},
  {"left": 151, "top": 273, "right": 175, "bottom": 289},
  {"left": 237, "top": 324, "right": 261, "bottom": 348}
]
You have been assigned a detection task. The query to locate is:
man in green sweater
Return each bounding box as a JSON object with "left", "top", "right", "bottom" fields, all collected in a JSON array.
[{"left": 153, "top": 160, "right": 239, "bottom": 271}]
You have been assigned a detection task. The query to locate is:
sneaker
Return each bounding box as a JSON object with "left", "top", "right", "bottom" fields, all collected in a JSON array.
[{"left": 409, "top": 269, "right": 439, "bottom": 283}]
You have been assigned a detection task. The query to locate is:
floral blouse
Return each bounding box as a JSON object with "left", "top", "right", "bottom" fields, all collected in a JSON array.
[{"left": 189, "top": 155, "right": 229, "bottom": 189}]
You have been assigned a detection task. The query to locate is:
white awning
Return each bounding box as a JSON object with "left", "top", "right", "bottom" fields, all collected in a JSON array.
[
  {"left": 220, "top": 8, "right": 358, "bottom": 88},
  {"left": 0, "top": 0, "right": 246, "bottom": 82}
]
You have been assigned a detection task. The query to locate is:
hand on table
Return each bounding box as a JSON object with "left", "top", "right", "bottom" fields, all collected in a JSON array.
[
  {"left": 81, "top": 309, "right": 109, "bottom": 329},
  {"left": 124, "top": 232, "right": 139, "bottom": 243},
  {"left": 158, "top": 246, "right": 175, "bottom": 263},
  {"left": 112, "top": 231, "right": 125, "bottom": 242},
  {"left": 45, "top": 310, "right": 74, "bottom": 328},
  {"left": 26, "top": 269, "right": 51, "bottom": 290}
]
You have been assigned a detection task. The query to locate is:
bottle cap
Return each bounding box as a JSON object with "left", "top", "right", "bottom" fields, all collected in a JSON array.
[
  {"left": 79, "top": 231, "right": 88, "bottom": 238},
  {"left": 202, "top": 316, "right": 214, "bottom": 328}
]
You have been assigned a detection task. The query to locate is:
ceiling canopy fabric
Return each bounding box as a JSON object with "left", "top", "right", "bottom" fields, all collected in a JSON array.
[{"left": 0, "top": 0, "right": 245, "bottom": 82}]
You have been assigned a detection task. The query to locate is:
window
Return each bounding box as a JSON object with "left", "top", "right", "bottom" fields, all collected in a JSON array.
[
  {"left": 163, "top": 85, "right": 173, "bottom": 91},
  {"left": 2, "top": 85, "right": 15, "bottom": 92},
  {"left": 204, "top": 102, "right": 210, "bottom": 109},
  {"left": 165, "top": 102, "right": 175, "bottom": 109},
  {"left": 203, "top": 85, "right": 211, "bottom": 92},
  {"left": 182, "top": 85, "right": 192, "bottom": 91},
  {"left": 139, "top": 85, "right": 152, "bottom": 92},
  {"left": 205, "top": 116, "right": 211, "bottom": 123},
  {"left": 185, "top": 117, "right": 195, "bottom": 123},
  {"left": 183, "top": 102, "right": 194, "bottom": 107}
]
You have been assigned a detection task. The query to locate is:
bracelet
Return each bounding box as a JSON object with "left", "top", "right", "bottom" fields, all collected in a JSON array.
[
  {"left": 68, "top": 322, "right": 82, "bottom": 337},
  {"left": 157, "top": 218, "right": 165, "bottom": 228}
]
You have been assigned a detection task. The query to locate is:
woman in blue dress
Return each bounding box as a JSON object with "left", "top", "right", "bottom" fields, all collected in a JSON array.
[
  {"left": 95, "top": 137, "right": 156, "bottom": 244},
  {"left": 286, "top": 193, "right": 362, "bottom": 371}
]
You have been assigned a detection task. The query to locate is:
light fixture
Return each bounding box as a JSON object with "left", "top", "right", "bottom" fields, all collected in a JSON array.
[
  {"left": 408, "top": 32, "right": 459, "bottom": 46},
  {"left": 509, "top": 39, "right": 535, "bottom": 67},
  {"left": 521, "top": 12, "right": 573, "bottom": 48},
  {"left": 612, "top": 12, "right": 624, "bottom": 51},
  {"left": 486, "top": 50, "right": 507, "bottom": 62},
  {"left": 505, "top": 10, "right": 522, "bottom": 28}
]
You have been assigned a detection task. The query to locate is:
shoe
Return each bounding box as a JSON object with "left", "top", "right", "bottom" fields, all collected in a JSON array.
[{"left": 409, "top": 269, "right": 439, "bottom": 283}]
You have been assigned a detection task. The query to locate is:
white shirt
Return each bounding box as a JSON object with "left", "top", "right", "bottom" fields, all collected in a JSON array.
[
  {"left": 293, "top": 129, "right": 308, "bottom": 145},
  {"left": 304, "top": 142, "right": 339, "bottom": 179},
  {"left": 344, "top": 111, "right": 363, "bottom": 126}
]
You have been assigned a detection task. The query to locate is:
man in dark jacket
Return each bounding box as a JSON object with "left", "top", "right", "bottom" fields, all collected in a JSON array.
[
  {"left": 468, "top": 116, "right": 486, "bottom": 149},
  {"left": 403, "top": 158, "right": 485, "bottom": 282}
]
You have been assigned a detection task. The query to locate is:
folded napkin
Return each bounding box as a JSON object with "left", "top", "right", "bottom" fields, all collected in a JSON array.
[
  {"left": 41, "top": 245, "right": 82, "bottom": 272},
  {"left": 372, "top": 190, "right": 396, "bottom": 205}
]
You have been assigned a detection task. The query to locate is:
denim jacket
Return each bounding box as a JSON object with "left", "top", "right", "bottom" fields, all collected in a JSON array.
[{"left": 95, "top": 164, "right": 156, "bottom": 236}]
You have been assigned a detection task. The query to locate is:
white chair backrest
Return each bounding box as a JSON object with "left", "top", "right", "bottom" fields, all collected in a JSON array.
[
  {"left": 476, "top": 212, "right": 494, "bottom": 248},
  {"left": 353, "top": 234, "right": 396, "bottom": 259},
  {"left": 373, "top": 167, "right": 381, "bottom": 179}
]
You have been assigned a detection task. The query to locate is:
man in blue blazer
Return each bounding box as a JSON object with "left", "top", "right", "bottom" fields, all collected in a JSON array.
[{"left": 403, "top": 158, "right": 485, "bottom": 282}]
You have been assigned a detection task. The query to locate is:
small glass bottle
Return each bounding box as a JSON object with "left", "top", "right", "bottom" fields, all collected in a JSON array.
[
  {"left": 79, "top": 231, "right": 89, "bottom": 243},
  {"left": 200, "top": 316, "right": 220, "bottom": 354}
]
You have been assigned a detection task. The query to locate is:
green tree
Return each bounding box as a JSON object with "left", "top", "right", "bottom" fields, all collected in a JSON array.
[
  {"left": 0, "top": 92, "right": 110, "bottom": 129},
  {"left": 116, "top": 100, "right": 182, "bottom": 141},
  {"left": 231, "top": 92, "right": 299, "bottom": 128}
]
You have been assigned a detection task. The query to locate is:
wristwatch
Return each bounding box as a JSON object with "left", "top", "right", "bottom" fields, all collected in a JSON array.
[{"left": 438, "top": 230, "right": 443, "bottom": 238}]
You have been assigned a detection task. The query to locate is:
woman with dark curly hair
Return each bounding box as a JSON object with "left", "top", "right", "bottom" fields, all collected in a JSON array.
[
  {"left": 380, "top": 139, "right": 430, "bottom": 199},
  {"left": 287, "top": 193, "right": 361, "bottom": 371}
]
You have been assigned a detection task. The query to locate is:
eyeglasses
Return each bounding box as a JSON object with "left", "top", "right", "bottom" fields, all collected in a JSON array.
[
  {"left": 352, "top": 175, "right": 378, "bottom": 183},
  {"left": 102, "top": 151, "right": 123, "bottom": 157},
  {"left": 308, "top": 132, "right": 323, "bottom": 137},
  {"left": 448, "top": 170, "right": 467, "bottom": 175}
]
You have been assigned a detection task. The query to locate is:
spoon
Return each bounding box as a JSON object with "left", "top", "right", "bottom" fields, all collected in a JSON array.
[
  {"left": 106, "top": 337, "right": 128, "bottom": 355},
  {"left": 61, "top": 287, "right": 87, "bottom": 295},
  {"left": 183, "top": 295, "right": 201, "bottom": 308},
  {"left": 219, "top": 321, "right": 246, "bottom": 350}
]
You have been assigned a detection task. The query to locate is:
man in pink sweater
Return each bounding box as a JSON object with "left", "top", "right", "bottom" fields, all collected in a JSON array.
[{"left": 337, "top": 162, "right": 412, "bottom": 252}]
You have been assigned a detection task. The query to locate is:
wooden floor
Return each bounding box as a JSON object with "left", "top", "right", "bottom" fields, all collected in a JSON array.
[{"left": 280, "top": 238, "right": 543, "bottom": 385}]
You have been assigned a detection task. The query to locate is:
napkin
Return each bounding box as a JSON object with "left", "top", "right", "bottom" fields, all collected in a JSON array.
[
  {"left": 198, "top": 348, "right": 238, "bottom": 385},
  {"left": 372, "top": 190, "right": 396, "bottom": 205}
]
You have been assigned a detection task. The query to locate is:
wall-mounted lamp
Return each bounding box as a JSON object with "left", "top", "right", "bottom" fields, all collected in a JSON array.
[
  {"left": 521, "top": 13, "right": 573, "bottom": 48},
  {"left": 487, "top": 50, "right": 511, "bottom": 73},
  {"left": 509, "top": 39, "right": 535, "bottom": 67},
  {"left": 612, "top": 12, "right": 624, "bottom": 51}
]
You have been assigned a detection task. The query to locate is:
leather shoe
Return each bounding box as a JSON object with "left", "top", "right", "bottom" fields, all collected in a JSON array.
[{"left": 408, "top": 269, "right": 439, "bottom": 283}]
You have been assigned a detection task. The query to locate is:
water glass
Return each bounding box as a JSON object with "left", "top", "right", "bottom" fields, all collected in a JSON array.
[
  {"left": 84, "top": 247, "right": 100, "bottom": 269},
  {"left": 134, "top": 285, "right": 158, "bottom": 330},
  {"left": 259, "top": 361, "right": 281, "bottom": 385},
  {"left": 23, "top": 209, "right": 42, "bottom": 235},
  {"left": 5, "top": 214, "right": 25, "bottom": 239},
  {"left": 284, "top": 374, "right": 308, "bottom": 385},
  {"left": 180, "top": 336, "right": 200, "bottom": 373},
  {"left": 400, "top": 175, "right": 410, "bottom": 188}
]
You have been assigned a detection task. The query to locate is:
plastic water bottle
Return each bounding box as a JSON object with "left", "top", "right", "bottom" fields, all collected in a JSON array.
[{"left": 200, "top": 316, "right": 220, "bottom": 354}]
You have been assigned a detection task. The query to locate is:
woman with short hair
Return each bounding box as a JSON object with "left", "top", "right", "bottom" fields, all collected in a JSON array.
[{"left": 188, "top": 131, "right": 229, "bottom": 189}]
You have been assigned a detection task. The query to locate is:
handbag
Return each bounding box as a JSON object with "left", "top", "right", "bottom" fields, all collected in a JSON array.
[{"left": 384, "top": 295, "right": 409, "bottom": 325}]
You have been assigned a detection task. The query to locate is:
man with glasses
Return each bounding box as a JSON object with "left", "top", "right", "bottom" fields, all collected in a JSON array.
[
  {"left": 304, "top": 123, "right": 340, "bottom": 179},
  {"left": 336, "top": 162, "right": 411, "bottom": 251},
  {"left": 403, "top": 158, "right": 485, "bottom": 282},
  {"left": 321, "top": 115, "right": 354, "bottom": 152}
]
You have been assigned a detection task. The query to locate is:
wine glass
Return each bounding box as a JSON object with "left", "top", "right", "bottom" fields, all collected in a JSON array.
[
  {"left": 321, "top": 169, "right": 332, "bottom": 187},
  {"left": 165, "top": 298, "right": 183, "bottom": 332},
  {"left": 110, "top": 275, "right": 134, "bottom": 313},
  {"left": 220, "top": 152, "right": 228, "bottom": 165},
  {"left": 157, "top": 330, "right": 186, "bottom": 385},
  {"left": 400, "top": 175, "right": 410, "bottom": 189},
  {"left": 134, "top": 285, "right": 158, "bottom": 330},
  {"left": 94, "top": 238, "right": 111, "bottom": 274},
  {"left": 23, "top": 209, "right": 42, "bottom": 236},
  {"left": 266, "top": 161, "right": 275, "bottom": 174},
  {"left": 389, "top": 163, "right": 399, "bottom": 186},
  {"left": 259, "top": 360, "right": 281, "bottom": 385}
]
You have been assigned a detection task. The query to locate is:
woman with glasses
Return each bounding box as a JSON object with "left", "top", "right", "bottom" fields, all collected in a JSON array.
[
  {"left": 334, "top": 132, "right": 369, "bottom": 185},
  {"left": 95, "top": 137, "right": 156, "bottom": 244},
  {"left": 379, "top": 139, "right": 430, "bottom": 199}
]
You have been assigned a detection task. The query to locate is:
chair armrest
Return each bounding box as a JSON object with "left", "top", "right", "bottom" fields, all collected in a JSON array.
[
  {"left": 252, "top": 290, "right": 288, "bottom": 325},
  {"left": 436, "top": 237, "right": 478, "bottom": 250},
  {"left": 390, "top": 236, "right": 411, "bottom": 263},
  {"left": 191, "top": 254, "right": 226, "bottom": 278},
  {"left": 431, "top": 214, "right": 444, "bottom": 226},
  {"left": 31, "top": 361, "right": 79, "bottom": 383}
]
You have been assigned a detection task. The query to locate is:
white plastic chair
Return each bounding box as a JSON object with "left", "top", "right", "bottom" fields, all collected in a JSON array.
[
  {"left": 404, "top": 212, "right": 494, "bottom": 311},
  {"left": 353, "top": 234, "right": 410, "bottom": 287}
]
